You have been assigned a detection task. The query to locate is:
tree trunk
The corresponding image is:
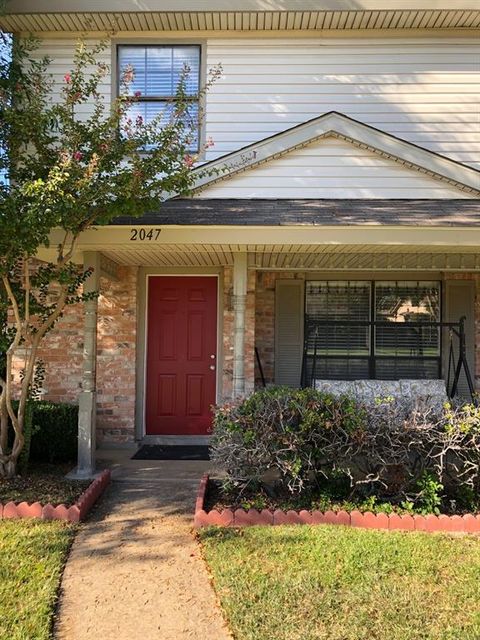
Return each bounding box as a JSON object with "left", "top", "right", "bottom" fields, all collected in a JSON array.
[
  {"left": 0, "top": 455, "right": 17, "bottom": 479},
  {"left": 0, "top": 389, "right": 7, "bottom": 455}
]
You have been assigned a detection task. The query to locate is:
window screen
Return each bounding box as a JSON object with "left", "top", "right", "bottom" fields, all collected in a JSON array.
[
  {"left": 304, "top": 280, "right": 441, "bottom": 381},
  {"left": 117, "top": 45, "right": 201, "bottom": 150}
]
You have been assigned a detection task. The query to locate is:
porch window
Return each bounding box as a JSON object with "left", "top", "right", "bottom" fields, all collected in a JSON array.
[
  {"left": 117, "top": 45, "right": 201, "bottom": 150},
  {"left": 304, "top": 280, "right": 441, "bottom": 381}
]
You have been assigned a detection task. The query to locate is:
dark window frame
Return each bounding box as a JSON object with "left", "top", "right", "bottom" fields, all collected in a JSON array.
[{"left": 303, "top": 279, "right": 443, "bottom": 381}]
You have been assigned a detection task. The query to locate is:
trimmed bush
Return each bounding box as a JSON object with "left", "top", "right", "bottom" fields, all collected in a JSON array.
[
  {"left": 29, "top": 402, "right": 78, "bottom": 464},
  {"left": 211, "top": 386, "right": 364, "bottom": 494},
  {"left": 212, "top": 388, "right": 480, "bottom": 513}
]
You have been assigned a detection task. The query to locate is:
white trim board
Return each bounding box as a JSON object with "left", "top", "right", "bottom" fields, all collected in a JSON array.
[{"left": 191, "top": 111, "right": 480, "bottom": 196}]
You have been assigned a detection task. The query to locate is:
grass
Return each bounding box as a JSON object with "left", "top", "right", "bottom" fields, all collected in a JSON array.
[
  {"left": 0, "top": 519, "right": 76, "bottom": 640},
  {"left": 0, "top": 464, "right": 89, "bottom": 505},
  {"left": 199, "top": 525, "right": 480, "bottom": 640}
]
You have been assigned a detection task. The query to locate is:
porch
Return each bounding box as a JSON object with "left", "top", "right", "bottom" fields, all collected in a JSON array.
[{"left": 38, "top": 199, "right": 480, "bottom": 475}]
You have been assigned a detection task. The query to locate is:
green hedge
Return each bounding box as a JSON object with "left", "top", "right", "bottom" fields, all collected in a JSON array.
[{"left": 29, "top": 402, "right": 78, "bottom": 464}]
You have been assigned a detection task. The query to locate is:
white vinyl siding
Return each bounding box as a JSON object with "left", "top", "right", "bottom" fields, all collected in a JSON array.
[
  {"left": 30, "top": 38, "right": 111, "bottom": 117},
  {"left": 205, "top": 37, "right": 480, "bottom": 169},
  {"left": 31, "top": 35, "right": 480, "bottom": 171},
  {"left": 196, "top": 138, "right": 474, "bottom": 199}
]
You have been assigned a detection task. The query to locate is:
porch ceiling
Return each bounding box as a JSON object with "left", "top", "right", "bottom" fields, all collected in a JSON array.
[
  {"left": 2, "top": 4, "right": 479, "bottom": 33},
  {"left": 101, "top": 244, "right": 480, "bottom": 271}
]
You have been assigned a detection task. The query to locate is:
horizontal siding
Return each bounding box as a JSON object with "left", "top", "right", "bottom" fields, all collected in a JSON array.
[
  {"left": 31, "top": 38, "right": 111, "bottom": 115},
  {"left": 30, "top": 36, "right": 480, "bottom": 173},
  {"left": 196, "top": 138, "right": 473, "bottom": 199},
  {"left": 205, "top": 38, "right": 480, "bottom": 169}
]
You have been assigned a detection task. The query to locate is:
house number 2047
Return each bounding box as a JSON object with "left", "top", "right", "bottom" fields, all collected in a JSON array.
[{"left": 130, "top": 228, "right": 162, "bottom": 241}]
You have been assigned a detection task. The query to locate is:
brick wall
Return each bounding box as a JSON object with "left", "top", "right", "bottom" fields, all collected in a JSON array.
[
  {"left": 95, "top": 267, "right": 137, "bottom": 443},
  {"left": 14, "top": 264, "right": 255, "bottom": 445},
  {"left": 14, "top": 266, "right": 477, "bottom": 446},
  {"left": 13, "top": 266, "right": 138, "bottom": 444}
]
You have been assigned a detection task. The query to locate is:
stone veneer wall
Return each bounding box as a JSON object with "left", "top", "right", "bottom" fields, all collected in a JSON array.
[{"left": 255, "top": 271, "right": 480, "bottom": 391}]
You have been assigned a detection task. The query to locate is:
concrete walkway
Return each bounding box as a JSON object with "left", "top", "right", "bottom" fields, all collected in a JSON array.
[{"left": 55, "top": 449, "right": 232, "bottom": 640}]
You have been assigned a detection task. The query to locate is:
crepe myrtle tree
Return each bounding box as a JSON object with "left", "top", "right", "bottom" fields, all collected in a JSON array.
[{"left": 0, "top": 37, "right": 219, "bottom": 477}]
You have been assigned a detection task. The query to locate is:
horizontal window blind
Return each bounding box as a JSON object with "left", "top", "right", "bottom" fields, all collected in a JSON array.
[
  {"left": 118, "top": 45, "right": 200, "bottom": 151},
  {"left": 304, "top": 280, "right": 441, "bottom": 381},
  {"left": 118, "top": 45, "right": 200, "bottom": 98}
]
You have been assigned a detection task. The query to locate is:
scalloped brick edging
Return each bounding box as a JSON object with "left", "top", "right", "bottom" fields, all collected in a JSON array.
[
  {"left": 194, "top": 474, "right": 480, "bottom": 534},
  {"left": 0, "top": 469, "right": 111, "bottom": 523}
]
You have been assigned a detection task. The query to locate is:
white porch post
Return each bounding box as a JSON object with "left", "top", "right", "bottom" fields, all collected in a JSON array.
[
  {"left": 72, "top": 251, "right": 100, "bottom": 478},
  {"left": 233, "top": 253, "right": 248, "bottom": 398}
]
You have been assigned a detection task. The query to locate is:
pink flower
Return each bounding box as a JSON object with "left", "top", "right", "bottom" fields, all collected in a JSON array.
[
  {"left": 134, "top": 90, "right": 142, "bottom": 98},
  {"left": 73, "top": 151, "right": 83, "bottom": 161},
  {"left": 64, "top": 74, "right": 71, "bottom": 84},
  {"left": 206, "top": 136, "right": 215, "bottom": 148},
  {"left": 184, "top": 154, "right": 194, "bottom": 168},
  {"left": 122, "top": 66, "right": 134, "bottom": 84},
  {"left": 136, "top": 115, "right": 143, "bottom": 126}
]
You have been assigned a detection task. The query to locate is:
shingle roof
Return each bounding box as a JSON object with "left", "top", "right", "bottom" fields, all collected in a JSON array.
[{"left": 113, "top": 199, "right": 480, "bottom": 227}]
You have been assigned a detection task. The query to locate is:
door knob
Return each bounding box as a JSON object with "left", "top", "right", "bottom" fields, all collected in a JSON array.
[
  {"left": 209, "top": 365, "right": 216, "bottom": 371},
  {"left": 210, "top": 354, "right": 216, "bottom": 359}
]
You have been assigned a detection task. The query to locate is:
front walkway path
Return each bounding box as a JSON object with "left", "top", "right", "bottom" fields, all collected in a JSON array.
[{"left": 55, "top": 450, "right": 231, "bottom": 640}]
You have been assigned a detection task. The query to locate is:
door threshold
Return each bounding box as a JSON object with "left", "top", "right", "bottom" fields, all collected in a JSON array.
[{"left": 141, "top": 435, "right": 211, "bottom": 446}]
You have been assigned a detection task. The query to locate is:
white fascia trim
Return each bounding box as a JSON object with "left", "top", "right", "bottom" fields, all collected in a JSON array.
[{"left": 192, "top": 111, "right": 480, "bottom": 196}]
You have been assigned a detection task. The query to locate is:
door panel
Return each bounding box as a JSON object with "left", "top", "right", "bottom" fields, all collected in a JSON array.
[{"left": 146, "top": 276, "right": 217, "bottom": 435}]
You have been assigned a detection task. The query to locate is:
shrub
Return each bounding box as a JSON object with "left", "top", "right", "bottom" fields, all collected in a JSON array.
[
  {"left": 355, "top": 399, "right": 480, "bottom": 502},
  {"left": 211, "top": 386, "right": 364, "bottom": 494},
  {"left": 212, "top": 388, "right": 480, "bottom": 512},
  {"left": 29, "top": 402, "right": 78, "bottom": 464}
]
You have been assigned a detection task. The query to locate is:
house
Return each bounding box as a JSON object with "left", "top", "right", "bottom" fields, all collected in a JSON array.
[{"left": 2, "top": 1, "right": 479, "bottom": 474}]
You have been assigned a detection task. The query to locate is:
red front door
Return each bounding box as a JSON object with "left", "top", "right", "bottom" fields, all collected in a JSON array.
[{"left": 145, "top": 276, "right": 218, "bottom": 435}]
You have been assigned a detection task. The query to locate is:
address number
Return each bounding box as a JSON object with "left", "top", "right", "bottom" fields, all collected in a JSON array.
[{"left": 130, "top": 228, "right": 162, "bottom": 241}]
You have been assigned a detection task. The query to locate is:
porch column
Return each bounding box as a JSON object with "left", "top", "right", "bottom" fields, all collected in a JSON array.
[
  {"left": 72, "top": 251, "right": 100, "bottom": 478},
  {"left": 233, "top": 253, "right": 248, "bottom": 398}
]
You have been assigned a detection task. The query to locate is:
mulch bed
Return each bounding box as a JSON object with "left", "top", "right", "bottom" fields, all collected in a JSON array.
[
  {"left": 0, "top": 463, "right": 90, "bottom": 506},
  {"left": 204, "top": 478, "right": 479, "bottom": 517},
  {"left": 195, "top": 475, "right": 480, "bottom": 533}
]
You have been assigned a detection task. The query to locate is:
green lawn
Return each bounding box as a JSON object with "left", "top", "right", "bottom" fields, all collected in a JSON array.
[
  {"left": 0, "top": 520, "right": 76, "bottom": 640},
  {"left": 199, "top": 526, "right": 480, "bottom": 640}
]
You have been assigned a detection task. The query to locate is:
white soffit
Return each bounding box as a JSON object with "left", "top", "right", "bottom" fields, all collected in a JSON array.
[
  {"left": 1, "top": 4, "right": 480, "bottom": 32},
  {"left": 192, "top": 111, "right": 480, "bottom": 196}
]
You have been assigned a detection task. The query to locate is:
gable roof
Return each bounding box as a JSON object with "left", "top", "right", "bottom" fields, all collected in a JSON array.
[{"left": 192, "top": 112, "right": 480, "bottom": 197}]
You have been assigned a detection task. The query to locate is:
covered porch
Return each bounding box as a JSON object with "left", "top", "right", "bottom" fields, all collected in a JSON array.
[{"left": 41, "top": 199, "right": 480, "bottom": 475}]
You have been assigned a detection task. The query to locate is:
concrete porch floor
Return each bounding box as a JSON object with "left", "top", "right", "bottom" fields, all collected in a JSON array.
[
  {"left": 96, "top": 445, "right": 217, "bottom": 483},
  {"left": 55, "top": 447, "right": 231, "bottom": 640}
]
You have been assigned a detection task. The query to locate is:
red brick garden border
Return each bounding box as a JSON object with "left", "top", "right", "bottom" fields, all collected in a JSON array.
[
  {"left": 0, "top": 469, "right": 111, "bottom": 523},
  {"left": 194, "top": 474, "right": 480, "bottom": 534}
]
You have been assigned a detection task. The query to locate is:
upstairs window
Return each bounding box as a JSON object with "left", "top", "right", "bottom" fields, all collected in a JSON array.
[{"left": 117, "top": 44, "right": 201, "bottom": 150}]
